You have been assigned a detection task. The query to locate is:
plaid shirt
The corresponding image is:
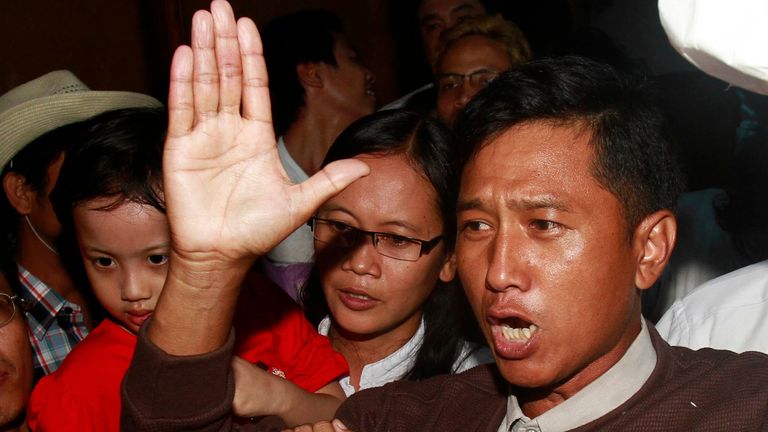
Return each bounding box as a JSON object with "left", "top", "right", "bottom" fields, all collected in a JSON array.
[{"left": 17, "top": 265, "right": 89, "bottom": 381}]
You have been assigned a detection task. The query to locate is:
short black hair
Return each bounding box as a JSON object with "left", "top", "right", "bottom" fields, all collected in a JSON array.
[
  {"left": 455, "top": 56, "right": 684, "bottom": 229},
  {"left": 262, "top": 9, "right": 343, "bottom": 136}
]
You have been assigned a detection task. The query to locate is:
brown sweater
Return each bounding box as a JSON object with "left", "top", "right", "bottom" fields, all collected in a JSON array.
[
  {"left": 337, "top": 327, "right": 768, "bottom": 431},
  {"left": 122, "top": 324, "right": 768, "bottom": 431}
]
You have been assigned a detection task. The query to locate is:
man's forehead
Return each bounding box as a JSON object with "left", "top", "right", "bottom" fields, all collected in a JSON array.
[{"left": 418, "top": 0, "right": 485, "bottom": 20}]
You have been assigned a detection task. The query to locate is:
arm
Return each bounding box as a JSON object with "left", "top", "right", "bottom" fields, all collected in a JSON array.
[
  {"left": 232, "top": 358, "right": 345, "bottom": 427},
  {"left": 122, "top": 1, "right": 368, "bottom": 430},
  {"left": 149, "top": 0, "right": 368, "bottom": 356}
]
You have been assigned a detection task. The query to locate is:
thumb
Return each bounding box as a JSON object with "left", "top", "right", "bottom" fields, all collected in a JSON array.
[
  {"left": 332, "top": 419, "right": 350, "bottom": 431},
  {"left": 290, "top": 158, "right": 370, "bottom": 221}
]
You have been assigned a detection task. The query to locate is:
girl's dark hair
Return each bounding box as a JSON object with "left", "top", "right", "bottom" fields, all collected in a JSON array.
[
  {"left": 302, "top": 109, "right": 483, "bottom": 381},
  {"left": 50, "top": 107, "right": 167, "bottom": 317},
  {"left": 51, "top": 107, "right": 166, "bottom": 220}
]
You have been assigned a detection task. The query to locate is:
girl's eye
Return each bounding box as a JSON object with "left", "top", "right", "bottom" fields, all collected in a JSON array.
[
  {"left": 148, "top": 254, "right": 168, "bottom": 265},
  {"left": 94, "top": 257, "right": 114, "bottom": 268}
]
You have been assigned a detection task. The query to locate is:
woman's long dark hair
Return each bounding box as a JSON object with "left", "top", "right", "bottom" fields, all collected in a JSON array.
[{"left": 302, "top": 109, "right": 483, "bottom": 381}]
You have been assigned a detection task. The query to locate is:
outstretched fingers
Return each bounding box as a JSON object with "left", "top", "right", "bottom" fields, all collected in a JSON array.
[
  {"left": 237, "top": 17, "right": 271, "bottom": 125},
  {"left": 167, "top": 46, "right": 194, "bottom": 138},
  {"left": 191, "top": 9, "right": 219, "bottom": 124},
  {"left": 210, "top": 0, "right": 243, "bottom": 115},
  {"left": 290, "top": 159, "right": 371, "bottom": 223}
]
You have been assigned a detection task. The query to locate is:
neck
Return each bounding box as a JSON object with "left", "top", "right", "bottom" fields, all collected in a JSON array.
[
  {"left": 517, "top": 317, "right": 643, "bottom": 418},
  {"left": 328, "top": 311, "right": 423, "bottom": 390},
  {"left": 15, "top": 227, "right": 87, "bottom": 315},
  {"left": 282, "top": 106, "right": 356, "bottom": 176}
]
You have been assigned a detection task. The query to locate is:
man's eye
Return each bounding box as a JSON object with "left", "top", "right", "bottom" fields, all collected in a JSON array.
[
  {"left": 462, "top": 221, "right": 491, "bottom": 232},
  {"left": 422, "top": 22, "right": 442, "bottom": 33},
  {"left": 439, "top": 81, "right": 459, "bottom": 91},
  {"left": 93, "top": 257, "right": 114, "bottom": 268},
  {"left": 148, "top": 254, "right": 168, "bottom": 265},
  {"left": 530, "top": 220, "right": 561, "bottom": 231}
]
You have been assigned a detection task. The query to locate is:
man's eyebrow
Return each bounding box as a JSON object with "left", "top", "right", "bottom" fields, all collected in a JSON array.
[{"left": 510, "top": 197, "right": 571, "bottom": 212}]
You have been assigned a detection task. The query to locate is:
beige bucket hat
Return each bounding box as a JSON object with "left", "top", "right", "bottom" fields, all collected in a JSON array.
[{"left": 0, "top": 70, "right": 163, "bottom": 169}]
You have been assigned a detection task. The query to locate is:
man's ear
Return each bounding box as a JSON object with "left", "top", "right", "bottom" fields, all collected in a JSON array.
[
  {"left": 632, "top": 209, "right": 677, "bottom": 290},
  {"left": 297, "top": 63, "right": 324, "bottom": 89},
  {"left": 439, "top": 251, "right": 457, "bottom": 283},
  {"left": 2, "top": 172, "right": 34, "bottom": 215}
]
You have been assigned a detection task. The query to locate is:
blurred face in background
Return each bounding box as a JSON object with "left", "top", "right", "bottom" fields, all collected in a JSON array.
[
  {"left": 418, "top": 0, "right": 486, "bottom": 69},
  {"left": 436, "top": 35, "right": 513, "bottom": 125}
]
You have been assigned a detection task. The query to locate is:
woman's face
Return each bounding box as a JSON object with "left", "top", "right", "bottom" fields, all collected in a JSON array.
[{"left": 315, "top": 153, "right": 455, "bottom": 341}]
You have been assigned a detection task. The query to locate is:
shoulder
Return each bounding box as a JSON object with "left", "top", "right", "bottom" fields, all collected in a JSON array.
[
  {"left": 49, "top": 320, "right": 135, "bottom": 378},
  {"left": 655, "top": 331, "right": 768, "bottom": 390},
  {"left": 337, "top": 364, "right": 506, "bottom": 431},
  {"left": 453, "top": 341, "right": 495, "bottom": 373},
  {"left": 26, "top": 322, "right": 130, "bottom": 429}
]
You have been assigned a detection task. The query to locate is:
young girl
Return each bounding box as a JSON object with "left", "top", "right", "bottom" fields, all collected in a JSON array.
[
  {"left": 26, "top": 107, "right": 348, "bottom": 430},
  {"left": 301, "top": 109, "right": 493, "bottom": 395}
]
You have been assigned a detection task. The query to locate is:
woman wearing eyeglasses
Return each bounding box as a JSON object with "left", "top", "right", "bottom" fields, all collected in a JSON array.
[{"left": 300, "top": 109, "right": 492, "bottom": 396}]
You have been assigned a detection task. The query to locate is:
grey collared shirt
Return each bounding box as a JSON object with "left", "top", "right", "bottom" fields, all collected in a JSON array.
[{"left": 498, "top": 319, "right": 657, "bottom": 432}]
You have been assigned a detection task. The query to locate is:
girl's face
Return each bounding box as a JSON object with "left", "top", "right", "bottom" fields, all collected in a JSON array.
[
  {"left": 73, "top": 199, "right": 169, "bottom": 334},
  {"left": 315, "top": 153, "right": 455, "bottom": 341}
]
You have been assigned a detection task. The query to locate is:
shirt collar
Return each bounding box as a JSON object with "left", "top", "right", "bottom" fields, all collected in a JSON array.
[
  {"left": 318, "top": 316, "right": 425, "bottom": 396},
  {"left": 17, "top": 264, "right": 75, "bottom": 338},
  {"left": 501, "top": 318, "right": 657, "bottom": 432}
]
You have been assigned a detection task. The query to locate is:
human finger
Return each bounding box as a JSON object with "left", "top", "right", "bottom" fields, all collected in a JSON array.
[
  {"left": 191, "top": 9, "right": 218, "bottom": 123},
  {"left": 290, "top": 159, "right": 370, "bottom": 223},
  {"left": 210, "top": 0, "right": 242, "bottom": 115},
  {"left": 167, "top": 45, "right": 194, "bottom": 138},
  {"left": 332, "top": 419, "right": 350, "bottom": 432},
  {"left": 237, "top": 17, "right": 271, "bottom": 124}
]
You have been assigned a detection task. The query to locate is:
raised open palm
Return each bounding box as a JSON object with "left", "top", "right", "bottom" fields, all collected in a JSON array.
[{"left": 164, "top": 0, "right": 369, "bottom": 264}]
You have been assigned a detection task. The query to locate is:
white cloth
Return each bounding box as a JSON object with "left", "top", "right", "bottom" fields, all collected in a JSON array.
[
  {"left": 656, "top": 259, "right": 768, "bottom": 353},
  {"left": 498, "top": 319, "right": 657, "bottom": 432},
  {"left": 318, "top": 316, "right": 494, "bottom": 396},
  {"left": 659, "top": 0, "right": 768, "bottom": 95}
]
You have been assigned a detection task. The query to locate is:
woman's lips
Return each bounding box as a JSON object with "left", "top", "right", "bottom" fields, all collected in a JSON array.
[{"left": 337, "top": 288, "right": 380, "bottom": 312}]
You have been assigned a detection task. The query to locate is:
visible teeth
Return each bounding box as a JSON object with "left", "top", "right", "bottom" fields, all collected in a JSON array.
[
  {"left": 348, "top": 293, "right": 371, "bottom": 300},
  {"left": 500, "top": 323, "right": 537, "bottom": 342}
]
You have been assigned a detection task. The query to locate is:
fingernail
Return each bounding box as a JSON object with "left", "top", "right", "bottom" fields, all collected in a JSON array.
[{"left": 332, "top": 419, "right": 349, "bottom": 431}]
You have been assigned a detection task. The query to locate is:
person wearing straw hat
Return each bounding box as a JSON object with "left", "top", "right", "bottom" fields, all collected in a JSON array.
[{"left": 0, "top": 70, "right": 161, "bottom": 382}]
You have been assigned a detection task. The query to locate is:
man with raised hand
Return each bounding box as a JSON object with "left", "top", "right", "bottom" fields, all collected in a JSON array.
[{"left": 122, "top": 2, "right": 768, "bottom": 432}]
